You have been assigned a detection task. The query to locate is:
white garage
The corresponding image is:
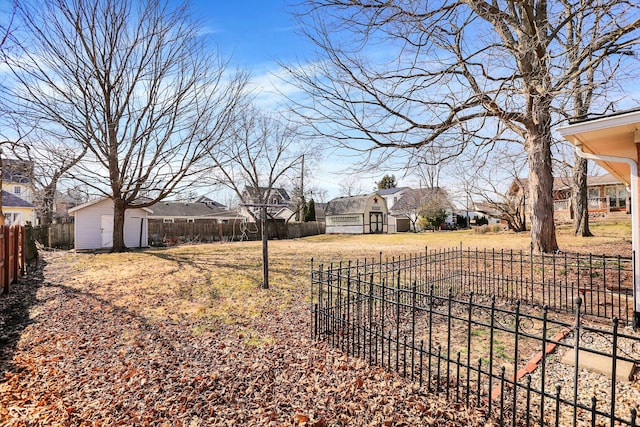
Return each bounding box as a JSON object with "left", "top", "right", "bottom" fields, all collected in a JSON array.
[{"left": 69, "top": 198, "right": 151, "bottom": 250}]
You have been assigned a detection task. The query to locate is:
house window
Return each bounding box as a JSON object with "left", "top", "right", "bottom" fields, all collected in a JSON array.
[
  {"left": 330, "top": 215, "right": 361, "bottom": 224},
  {"left": 606, "top": 185, "right": 628, "bottom": 209},
  {"left": 186, "top": 218, "right": 195, "bottom": 223},
  {"left": 4, "top": 212, "right": 21, "bottom": 224},
  {"left": 13, "top": 186, "right": 21, "bottom": 195},
  {"left": 163, "top": 218, "right": 174, "bottom": 223}
]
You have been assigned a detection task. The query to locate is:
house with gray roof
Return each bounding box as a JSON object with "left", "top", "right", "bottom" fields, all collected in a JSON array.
[
  {"left": 1, "top": 158, "right": 36, "bottom": 224},
  {"left": 239, "top": 186, "right": 299, "bottom": 222},
  {"left": 325, "top": 193, "right": 388, "bottom": 234},
  {"left": 389, "top": 187, "right": 454, "bottom": 232},
  {"left": 2, "top": 190, "right": 36, "bottom": 225},
  {"left": 148, "top": 200, "right": 243, "bottom": 223}
]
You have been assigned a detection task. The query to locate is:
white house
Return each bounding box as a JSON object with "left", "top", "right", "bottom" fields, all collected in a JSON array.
[
  {"left": 377, "top": 187, "right": 410, "bottom": 232},
  {"left": 69, "top": 198, "right": 151, "bottom": 250},
  {"left": 325, "top": 193, "right": 388, "bottom": 234}
]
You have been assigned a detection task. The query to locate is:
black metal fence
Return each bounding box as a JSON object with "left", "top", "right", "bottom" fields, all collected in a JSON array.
[
  {"left": 316, "top": 246, "right": 636, "bottom": 325},
  {"left": 311, "top": 250, "right": 640, "bottom": 427}
]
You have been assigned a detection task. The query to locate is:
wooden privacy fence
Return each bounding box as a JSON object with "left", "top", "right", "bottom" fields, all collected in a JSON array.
[
  {"left": 32, "top": 221, "right": 325, "bottom": 249},
  {"left": 148, "top": 220, "right": 325, "bottom": 245},
  {"left": 1, "top": 224, "right": 25, "bottom": 294},
  {"left": 32, "top": 223, "right": 74, "bottom": 249}
]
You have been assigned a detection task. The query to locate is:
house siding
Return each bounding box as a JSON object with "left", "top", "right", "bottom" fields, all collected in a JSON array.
[
  {"left": 73, "top": 199, "right": 148, "bottom": 250},
  {"left": 325, "top": 194, "right": 388, "bottom": 234},
  {"left": 4, "top": 207, "right": 37, "bottom": 225}
]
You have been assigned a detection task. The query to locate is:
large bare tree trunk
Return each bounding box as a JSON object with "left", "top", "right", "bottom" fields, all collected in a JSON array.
[
  {"left": 287, "top": 0, "right": 639, "bottom": 254},
  {"left": 526, "top": 127, "right": 558, "bottom": 253},
  {"left": 113, "top": 198, "right": 126, "bottom": 252},
  {"left": 40, "top": 183, "right": 57, "bottom": 226},
  {"left": 572, "top": 155, "right": 593, "bottom": 237}
]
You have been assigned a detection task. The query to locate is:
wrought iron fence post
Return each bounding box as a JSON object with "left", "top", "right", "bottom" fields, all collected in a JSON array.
[
  {"left": 513, "top": 300, "right": 521, "bottom": 427},
  {"left": 540, "top": 306, "right": 549, "bottom": 427},
  {"left": 488, "top": 296, "right": 496, "bottom": 415},
  {"left": 610, "top": 317, "right": 619, "bottom": 427},
  {"left": 411, "top": 281, "right": 417, "bottom": 381},
  {"left": 466, "top": 292, "right": 473, "bottom": 405},
  {"left": 573, "top": 296, "right": 582, "bottom": 427}
]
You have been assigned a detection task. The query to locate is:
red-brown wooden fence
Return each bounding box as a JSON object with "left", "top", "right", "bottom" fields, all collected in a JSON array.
[{"left": 1, "top": 224, "right": 25, "bottom": 294}]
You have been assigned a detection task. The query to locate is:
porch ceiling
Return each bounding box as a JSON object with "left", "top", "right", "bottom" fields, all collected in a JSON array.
[{"left": 557, "top": 109, "right": 640, "bottom": 185}]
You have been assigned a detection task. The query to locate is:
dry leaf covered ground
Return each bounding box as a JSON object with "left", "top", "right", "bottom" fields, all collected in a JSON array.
[{"left": 0, "top": 223, "right": 633, "bottom": 426}]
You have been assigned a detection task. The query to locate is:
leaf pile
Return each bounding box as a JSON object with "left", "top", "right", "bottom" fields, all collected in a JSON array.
[{"left": 0, "top": 250, "right": 487, "bottom": 426}]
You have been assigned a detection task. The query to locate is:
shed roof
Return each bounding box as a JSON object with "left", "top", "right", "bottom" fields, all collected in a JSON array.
[
  {"left": 68, "top": 197, "right": 153, "bottom": 214},
  {"left": 325, "top": 194, "right": 382, "bottom": 215}
]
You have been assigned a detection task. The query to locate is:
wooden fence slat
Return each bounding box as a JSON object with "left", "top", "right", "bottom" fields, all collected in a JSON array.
[
  {"left": 0, "top": 228, "right": 5, "bottom": 294},
  {"left": 1, "top": 224, "right": 25, "bottom": 295}
]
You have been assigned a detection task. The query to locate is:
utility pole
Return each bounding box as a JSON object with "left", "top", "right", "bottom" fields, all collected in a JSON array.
[{"left": 299, "top": 154, "right": 305, "bottom": 221}]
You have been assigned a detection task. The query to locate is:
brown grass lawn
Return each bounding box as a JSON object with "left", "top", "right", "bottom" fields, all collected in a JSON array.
[{"left": 0, "top": 220, "right": 632, "bottom": 426}]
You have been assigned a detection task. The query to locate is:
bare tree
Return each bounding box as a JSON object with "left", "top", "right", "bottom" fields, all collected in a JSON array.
[
  {"left": 209, "top": 108, "right": 307, "bottom": 220},
  {"left": 557, "top": 0, "right": 631, "bottom": 237},
  {"left": 7, "top": 130, "right": 87, "bottom": 226},
  {"left": 459, "top": 147, "right": 529, "bottom": 232},
  {"left": 392, "top": 187, "right": 452, "bottom": 232},
  {"left": 208, "top": 108, "right": 307, "bottom": 289},
  {"left": 339, "top": 177, "right": 367, "bottom": 197},
  {"left": 2, "top": 0, "right": 248, "bottom": 251},
  {"left": 287, "top": 0, "right": 640, "bottom": 253},
  {"left": 0, "top": 1, "right": 19, "bottom": 225}
]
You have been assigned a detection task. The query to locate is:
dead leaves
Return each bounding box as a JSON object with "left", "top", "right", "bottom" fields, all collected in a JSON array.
[{"left": 1, "top": 251, "right": 489, "bottom": 426}]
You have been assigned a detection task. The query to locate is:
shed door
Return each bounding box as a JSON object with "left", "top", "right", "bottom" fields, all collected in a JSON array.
[
  {"left": 101, "top": 215, "right": 113, "bottom": 248},
  {"left": 369, "top": 212, "right": 383, "bottom": 233}
]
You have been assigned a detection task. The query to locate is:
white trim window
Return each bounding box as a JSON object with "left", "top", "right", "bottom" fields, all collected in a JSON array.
[{"left": 163, "top": 218, "right": 174, "bottom": 223}]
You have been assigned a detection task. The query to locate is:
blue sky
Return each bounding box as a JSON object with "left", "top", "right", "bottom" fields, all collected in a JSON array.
[
  {"left": 190, "top": 1, "right": 307, "bottom": 70},
  {"left": 184, "top": 1, "right": 372, "bottom": 201}
]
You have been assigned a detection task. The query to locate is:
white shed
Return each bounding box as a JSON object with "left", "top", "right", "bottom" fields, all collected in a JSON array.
[
  {"left": 325, "top": 193, "right": 388, "bottom": 234},
  {"left": 69, "top": 198, "right": 151, "bottom": 250}
]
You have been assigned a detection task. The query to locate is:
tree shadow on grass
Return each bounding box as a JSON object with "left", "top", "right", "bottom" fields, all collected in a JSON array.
[
  {"left": 0, "top": 257, "right": 46, "bottom": 376},
  {"left": 146, "top": 248, "right": 264, "bottom": 276}
]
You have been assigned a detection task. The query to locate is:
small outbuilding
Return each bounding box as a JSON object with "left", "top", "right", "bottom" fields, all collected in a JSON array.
[
  {"left": 69, "top": 198, "right": 151, "bottom": 250},
  {"left": 325, "top": 193, "right": 388, "bottom": 234}
]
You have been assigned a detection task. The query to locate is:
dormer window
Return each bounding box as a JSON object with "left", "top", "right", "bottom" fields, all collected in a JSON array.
[{"left": 13, "top": 186, "right": 21, "bottom": 195}]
